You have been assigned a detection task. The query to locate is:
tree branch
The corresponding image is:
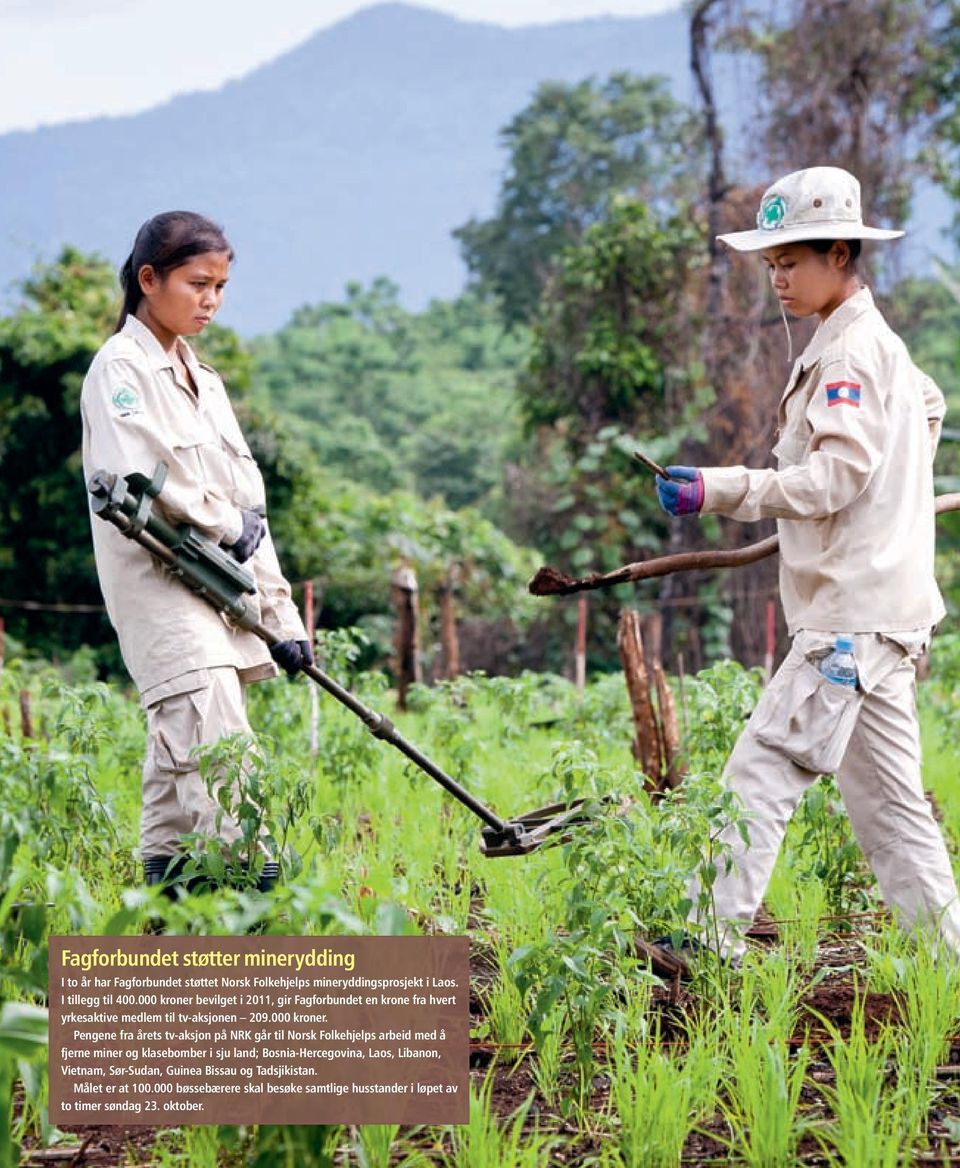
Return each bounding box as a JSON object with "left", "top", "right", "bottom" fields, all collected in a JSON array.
[{"left": 529, "top": 493, "right": 960, "bottom": 597}]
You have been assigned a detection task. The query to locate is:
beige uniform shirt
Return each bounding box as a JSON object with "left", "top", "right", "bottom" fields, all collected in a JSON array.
[
  {"left": 81, "top": 315, "right": 307, "bottom": 703},
  {"left": 701, "top": 287, "right": 946, "bottom": 636}
]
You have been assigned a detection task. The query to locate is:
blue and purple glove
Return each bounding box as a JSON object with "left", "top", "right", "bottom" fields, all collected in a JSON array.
[
  {"left": 270, "top": 639, "right": 315, "bottom": 677},
  {"left": 656, "top": 466, "right": 704, "bottom": 516}
]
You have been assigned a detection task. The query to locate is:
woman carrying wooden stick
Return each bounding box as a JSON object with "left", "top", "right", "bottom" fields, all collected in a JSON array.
[{"left": 641, "top": 165, "right": 960, "bottom": 976}]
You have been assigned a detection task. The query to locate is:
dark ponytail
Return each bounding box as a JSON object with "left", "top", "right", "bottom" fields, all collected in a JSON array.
[{"left": 114, "top": 211, "right": 234, "bottom": 333}]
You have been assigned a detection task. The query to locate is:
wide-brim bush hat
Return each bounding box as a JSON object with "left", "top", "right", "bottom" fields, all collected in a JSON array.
[{"left": 718, "top": 166, "right": 904, "bottom": 252}]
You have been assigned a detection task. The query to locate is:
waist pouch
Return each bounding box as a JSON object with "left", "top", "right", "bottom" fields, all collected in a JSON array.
[{"left": 751, "top": 657, "right": 863, "bottom": 773}]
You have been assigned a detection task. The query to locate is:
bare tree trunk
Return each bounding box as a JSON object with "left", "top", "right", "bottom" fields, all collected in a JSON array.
[
  {"left": 657, "top": 1, "right": 730, "bottom": 664},
  {"left": 391, "top": 564, "right": 421, "bottom": 711},
  {"left": 690, "top": 0, "right": 729, "bottom": 341}
]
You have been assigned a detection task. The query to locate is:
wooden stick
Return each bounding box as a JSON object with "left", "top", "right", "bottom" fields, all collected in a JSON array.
[
  {"left": 529, "top": 492, "right": 960, "bottom": 597},
  {"left": 632, "top": 451, "right": 670, "bottom": 479},
  {"left": 617, "top": 610, "right": 662, "bottom": 789},
  {"left": 653, "top": 660, "right": 684, "bottom": 790}
]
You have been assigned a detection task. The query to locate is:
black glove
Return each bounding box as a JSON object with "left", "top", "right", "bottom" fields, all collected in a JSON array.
[
  {"left": 270, "top": 639, "right": 315, "bottom": 677},
  {"left": 229, "top": 509, "right": 266, "bottom": 563}
]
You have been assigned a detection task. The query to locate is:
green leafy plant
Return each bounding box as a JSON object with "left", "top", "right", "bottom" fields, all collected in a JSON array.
[
  {"left": 893, "top": 944, "right": 960, "bottom": 1145},
  {"left": 0, "top": 1002, "right": 48, "bottom": 1168},
  {"left": 789, "top": 775, "right": 873, "bottom": 914},
  {"left": 605, "top": 1029, "right": 718, "bottom": 1168}
]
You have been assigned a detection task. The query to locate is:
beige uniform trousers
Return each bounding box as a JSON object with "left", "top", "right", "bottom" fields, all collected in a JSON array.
[
  {"left": 690, "top": 632, "right": 960, "bottom": 960},
  {"left": 141, "top": 667, "right": 256, "bottom": 856}
]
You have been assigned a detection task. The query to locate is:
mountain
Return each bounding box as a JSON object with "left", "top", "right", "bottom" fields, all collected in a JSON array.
[
  {"left": 0, "top": 3, "right": 951, "bottom": 335},
  {"left": 0, "top": 3, "right": 692, "bottom": 334}
]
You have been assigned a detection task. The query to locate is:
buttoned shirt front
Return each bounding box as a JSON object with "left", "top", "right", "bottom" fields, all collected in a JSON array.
[
  {"left": 700, "top": 287, "right": 946, "bottom": 635},
  {"left": 81, "top": 315, "right": 307, "bottom": 701}
]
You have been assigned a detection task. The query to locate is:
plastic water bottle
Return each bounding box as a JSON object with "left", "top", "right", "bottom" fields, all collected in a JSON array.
[{"left": 819, "top": 635, "right": 858, "bottom": 688}]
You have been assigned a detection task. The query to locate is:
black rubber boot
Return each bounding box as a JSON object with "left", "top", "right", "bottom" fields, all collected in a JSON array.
[
  {"left": 144, "top": 854, "right": 185, "bottom": 892},
  {"left": 143, "top": 855, "right": 216, "bottom": 898},
  {"left": 145, "top": 856, "right": 279, "bottom": 897},
  {"left": 257, "top": 860, "right": 280, "bottom": 894}
]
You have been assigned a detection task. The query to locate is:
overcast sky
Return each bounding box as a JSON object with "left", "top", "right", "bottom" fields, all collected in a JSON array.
[{"left": 0, "top": 0, "right": 681, "bottom": 135}]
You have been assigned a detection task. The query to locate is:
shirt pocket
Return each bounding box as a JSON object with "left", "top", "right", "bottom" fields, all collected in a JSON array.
[
  {"left": 170, "top": 431, "right": 231, "bottom": 486},
  {"left": 751, "top": 657, "right": 862, "bottom": 773},
  {"left": 171, "top": 433, "right": 261, "bottom": 509},
  {"left": 219, "top": 433, "right": 265, "bottom": 508}
]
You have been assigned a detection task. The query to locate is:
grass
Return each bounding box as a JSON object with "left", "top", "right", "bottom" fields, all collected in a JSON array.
[
  {"left": 5, "top": 652, "right": 960, "bottom": 1166},
  {"left": 815, "top": 996, "right": 906, "bottom": 1167},
  {"left": 605, "top": 1025, "right": 721, "bottom": 1168}
]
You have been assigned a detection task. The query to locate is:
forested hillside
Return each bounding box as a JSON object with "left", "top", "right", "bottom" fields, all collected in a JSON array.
[
  {"left": 0, "top": 3, "right": 691, "bottom": 334},
  {"left": 2, "top": 0, "right": 960, "bottom": 682}
]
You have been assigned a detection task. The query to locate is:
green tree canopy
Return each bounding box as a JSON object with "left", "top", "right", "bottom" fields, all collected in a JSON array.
[
  {"left": 454, "top": 73, "right": 705, "bottom": 327},
  {"left": 250, "top": 281, "right": 528, "bottom": 509},
  {"left": 0, "top": 248, "right": 117, "bottom": 656},
  {"left": 505, "top": 197, "right": 711, "bottom": 585},
  {"left": 520, "top": 197, "right": 704, "bottom": 439}
]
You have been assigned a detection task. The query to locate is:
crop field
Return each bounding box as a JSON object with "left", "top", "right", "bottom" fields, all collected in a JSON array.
[{"left": 4, "top": 632, "right": 960, "bottom": 1167}]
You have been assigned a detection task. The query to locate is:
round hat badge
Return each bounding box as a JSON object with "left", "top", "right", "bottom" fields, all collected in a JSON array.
[{"left": 758, "top": 194, "right": 787, "bottom": 230}]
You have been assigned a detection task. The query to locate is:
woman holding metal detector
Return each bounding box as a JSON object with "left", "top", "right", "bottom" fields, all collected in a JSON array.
[
  {"left": 80, "top": 211, "right": 311, "bottom": 897},
  {"left": 642, "top": 166, "right": 960, "bottom": 976}
]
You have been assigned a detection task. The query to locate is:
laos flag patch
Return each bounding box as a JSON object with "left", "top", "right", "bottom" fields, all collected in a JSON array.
[{"left": 826, "top": 380, "right": 861, "bottom": 408}]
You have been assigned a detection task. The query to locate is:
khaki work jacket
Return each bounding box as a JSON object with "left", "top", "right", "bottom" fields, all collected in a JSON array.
[
  {"left": 81, "top": 315, "right": 307, "bottom": 703},
  {"left": 701, "top": 287, "right": 946, "bottom": 635}
]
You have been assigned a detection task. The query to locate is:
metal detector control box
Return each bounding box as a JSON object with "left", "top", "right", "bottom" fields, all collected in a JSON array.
[{"left": 88, "top": 463, "right": 259, "bottom": 629}]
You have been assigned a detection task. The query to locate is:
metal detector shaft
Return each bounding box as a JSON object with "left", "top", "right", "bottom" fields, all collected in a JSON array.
[
  {"left": 277, "top": 645, "right": 511, "bottom": 835},
  {"left": 88, "top": 468, "right": 526, "bottom": 845}
]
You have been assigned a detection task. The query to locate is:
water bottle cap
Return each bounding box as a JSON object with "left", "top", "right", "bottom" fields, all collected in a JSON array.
[{"left": 835, "top": 635, "right": 855, "bottom": 653}]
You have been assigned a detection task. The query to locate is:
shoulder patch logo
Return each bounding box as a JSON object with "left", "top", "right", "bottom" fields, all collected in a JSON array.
[{"left": 111, "top": 385, "right": 142, "bottom": 414}]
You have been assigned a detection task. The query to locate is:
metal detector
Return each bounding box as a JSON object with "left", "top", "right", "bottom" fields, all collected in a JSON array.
[{"left": 88, "top": 464, "right": 603, "bottom": 857}]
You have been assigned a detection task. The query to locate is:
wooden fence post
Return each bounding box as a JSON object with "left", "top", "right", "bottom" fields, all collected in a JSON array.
[
  {"left": 391, "top": 563, "right": 421, "bottom": 711},
  {"left": 19, "top": 689, "right": 33, "bottom": 739},
  {"left": 764, "top": 598, "right": 776, "bottom": 682},
  {"left": 304, "top": 580, "right": 319, "bottom": 757},
  {"left": 575, "top": 596, "right": 587, "bottom": 696},
  {"left": 618, "top": 610, "right": 662, "bottom": 789},
  {"left": 618, "top": 608, "right": 684, "bottom": 796},
  {"left": 438, "top": 565, "right": 461, "bottom": 681}
]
